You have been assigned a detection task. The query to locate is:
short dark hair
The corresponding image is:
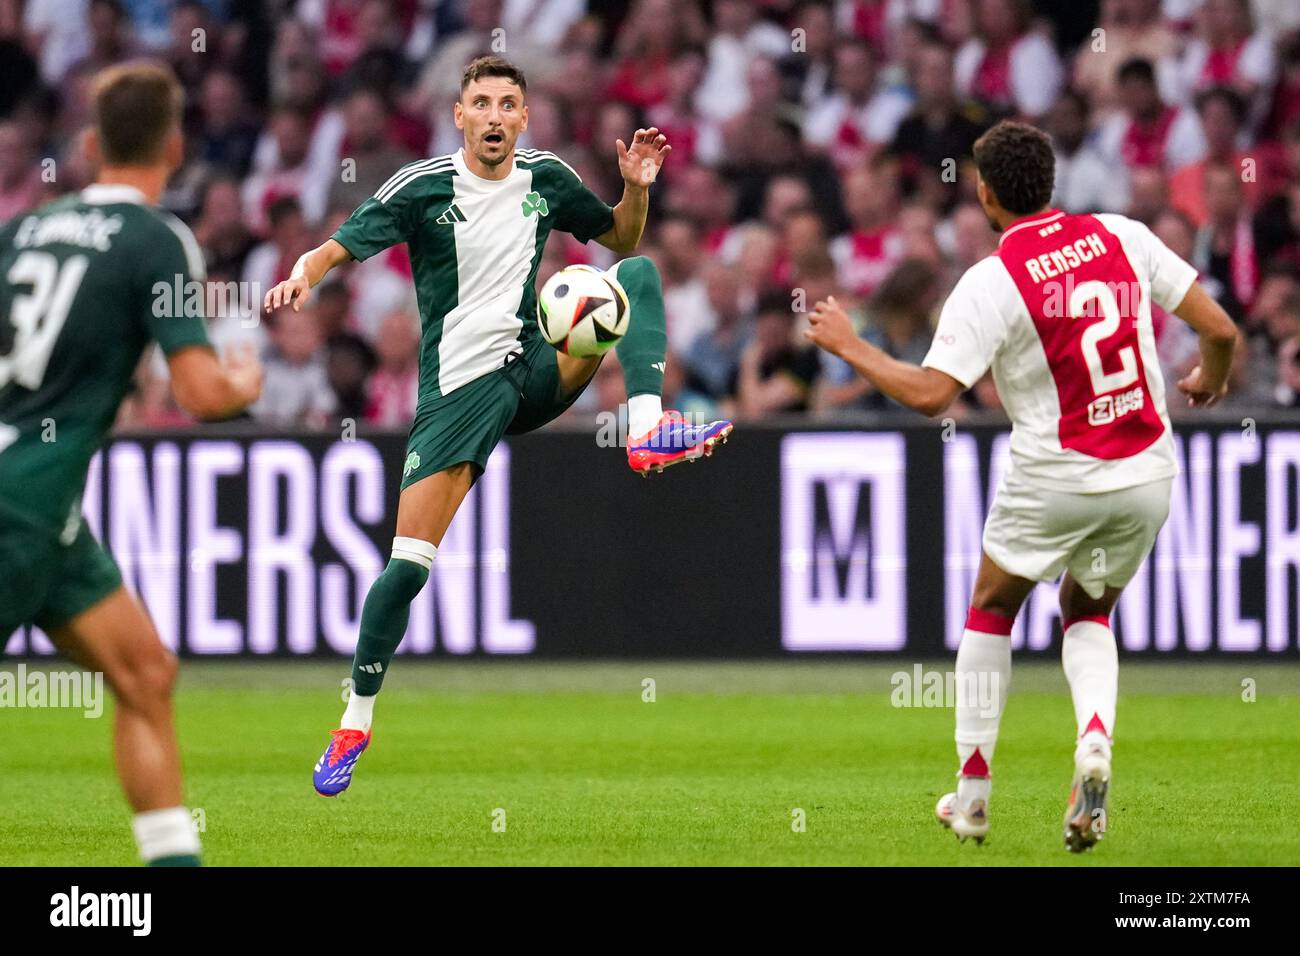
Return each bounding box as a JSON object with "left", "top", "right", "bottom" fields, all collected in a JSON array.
[
  {"left": 1195, "top": 85, "right": 1247, "bottom": 125},
  {"left": 267, "top": 195, "right": 303, "bottom": 228},
  {"left": 92, "top": 61, "right": 182, "bottom": 165},
  {"left": 460, "top": 56, "right": 527, "bottom": 95},
  {"left": 1116, "top": 57, "right": 1156, "bottom": 86},
  {"left": 972, "top": 120, "right": 1056, "bottom": 216},
  {"left": 757, "top": 291, "right": 796, "bottom": 319}
]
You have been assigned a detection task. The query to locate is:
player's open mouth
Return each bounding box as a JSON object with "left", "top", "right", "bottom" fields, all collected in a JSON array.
[{"left": 483, "top": 132, "right": 504, "bottom": 146}]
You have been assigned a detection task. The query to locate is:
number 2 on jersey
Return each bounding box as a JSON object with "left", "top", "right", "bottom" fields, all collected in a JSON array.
[
  {"left": 1068, "top": 279, "right": 1138, "bottom": 397},
  {"left": 0, "top": 251, "right": 88, "bottom": 390}
]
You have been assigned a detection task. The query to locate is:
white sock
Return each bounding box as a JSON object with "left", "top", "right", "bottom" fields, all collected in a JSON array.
[
  {"left": 627, "top": 393, "right": 663, "bottom": 440},
  {"left": 132, "top": 806, "right": 200, "bottom": 862},
  {"left": 340, "top": 691, "right": 376, "bottom": 732},
  {"left": 1062, "top": 617, "right": 1117, "bottom": 762},
  {"left": 954, "top": 609, "right": 1013, "bottom": 788}
]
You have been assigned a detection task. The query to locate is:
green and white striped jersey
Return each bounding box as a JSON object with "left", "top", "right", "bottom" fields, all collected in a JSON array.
[{"left": 332, "top": 147, "right": 615, "bottom": 400}]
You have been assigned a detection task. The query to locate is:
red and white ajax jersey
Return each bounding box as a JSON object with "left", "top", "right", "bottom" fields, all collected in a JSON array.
[{"left": 923, "top": 209, "right": 1199, "bottom": 493}]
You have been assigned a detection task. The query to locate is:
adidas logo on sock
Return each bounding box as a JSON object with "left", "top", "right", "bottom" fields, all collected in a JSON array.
[{"left": 358, "top": 662, "right": 384, "bottom": 674}]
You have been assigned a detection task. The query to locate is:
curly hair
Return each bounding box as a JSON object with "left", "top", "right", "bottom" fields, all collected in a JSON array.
[{"left": 972, "top": 120, "right": 1056, "bottom": 217}]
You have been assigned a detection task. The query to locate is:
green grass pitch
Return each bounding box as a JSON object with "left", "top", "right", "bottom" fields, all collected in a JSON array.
[{"left": 2, "top": 660, "right": 1296, "bottom": 866}]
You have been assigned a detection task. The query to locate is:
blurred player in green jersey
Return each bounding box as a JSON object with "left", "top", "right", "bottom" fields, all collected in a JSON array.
[{"left": 0, "top": 63, "right": 263, "bottom": 864}]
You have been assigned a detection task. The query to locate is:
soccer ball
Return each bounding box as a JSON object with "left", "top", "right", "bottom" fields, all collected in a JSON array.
[{"left": 537, "top": 265, "right": 630, "bottom": 357}]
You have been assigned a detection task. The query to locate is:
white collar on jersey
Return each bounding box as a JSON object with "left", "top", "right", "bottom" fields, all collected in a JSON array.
[
  {"left": 81, "top": 184, "right": 148, "bottom": 205},
  {"left": 453, "top": 147, "right": 517, "bottom": 184},
  {"left": 998, "top": 209, "right": 1065, "bottom": 246}
]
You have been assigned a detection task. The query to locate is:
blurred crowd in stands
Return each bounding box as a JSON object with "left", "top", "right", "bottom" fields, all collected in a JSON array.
[{"left": 3, "top": 0, "right": 1300, "bottom": 429}]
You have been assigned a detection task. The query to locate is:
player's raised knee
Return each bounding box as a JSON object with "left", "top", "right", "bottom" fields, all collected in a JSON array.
[{"left": 616, "top": 255, "right": 660, "bottom": 289}]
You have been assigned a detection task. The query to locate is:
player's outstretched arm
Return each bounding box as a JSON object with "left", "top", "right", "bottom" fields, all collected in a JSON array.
[
  {"left": 806, "top": 296, "right": 963, "bottom": 417},
  {"left": 168, "top": 342, "right": 264, "bottom": 421},
  {"left": 596, "top": 127, "right": 671, "bottom": 254},
  {"left": 1170, "top": 282, "right": 1238, "bottom": 408},
  {"left": 263, "top": 238, "right": 353, "bottom": 313}
]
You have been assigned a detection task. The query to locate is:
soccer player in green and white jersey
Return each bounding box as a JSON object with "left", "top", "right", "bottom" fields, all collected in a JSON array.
[
  {"left": 263, "top": 56, "right": 732, "bottom": 796},
  {"left": 0, "top": 63, "right": 263, "bottom": 863}
]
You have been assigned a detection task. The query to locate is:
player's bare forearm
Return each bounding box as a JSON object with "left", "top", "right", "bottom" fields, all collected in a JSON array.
[
  {"left": 264, "top": 238, "right": 352, "bottom": 312},
  {"left": 1172, "top": 282, "right": 1237, "bottom": 406},
  {"left": 837, "top": 338, "right": 961, "bottom": 417},
  {"left": 180, "top": 381, "right": 249, "bottom": 421},
  {"left": 168, "top": 344, "right": 263, "bottom": 420},
  {"left": 805, "top": 295, "right": 962, "bottom": 417},
  {"left": 1195, "top": 330, "right": 1237, "bottom": 391},
  {"left": 299, "top": 238, "right": 352, "bottom": 285},
  {"left": 600, "top": 183, "right": 649, "bottom": 254}
]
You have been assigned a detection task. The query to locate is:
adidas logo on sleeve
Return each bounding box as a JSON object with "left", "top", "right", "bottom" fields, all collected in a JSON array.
[{"left": 435, "top": 203, "right": 467, "bottom": 224}]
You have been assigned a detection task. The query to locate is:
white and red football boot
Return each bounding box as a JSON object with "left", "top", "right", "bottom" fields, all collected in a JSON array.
[{"left": 936, "top": 775, "right": 991, "bottom": 844}]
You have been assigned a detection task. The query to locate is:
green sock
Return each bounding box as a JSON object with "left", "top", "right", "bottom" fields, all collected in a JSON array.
[
  {"left": 351, "top": 558, "right": 429, "bottom": 696},
  {"left": 149, "top": 854, "right": 201, "bottom": 867},
  {"left": 611, "top": 256, "right": 667, "bottom": 400}
]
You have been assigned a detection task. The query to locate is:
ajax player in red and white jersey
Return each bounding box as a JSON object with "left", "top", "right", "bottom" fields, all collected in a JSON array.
[{"left": 806, "top": 121, "right": 1237, "bottom": 852}]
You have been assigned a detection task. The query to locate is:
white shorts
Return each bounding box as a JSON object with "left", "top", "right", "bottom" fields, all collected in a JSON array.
[{"left": 982, "top": 470, "right": 1172, "bottom": 599}]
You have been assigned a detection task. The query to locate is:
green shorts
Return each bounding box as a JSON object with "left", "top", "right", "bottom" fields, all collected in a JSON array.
[
  {"left": 0, "top": 511, "right": 123, "bottom": 641},
  {"left": 400, "top": 334, "right": 595, "bottom": 489}
]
